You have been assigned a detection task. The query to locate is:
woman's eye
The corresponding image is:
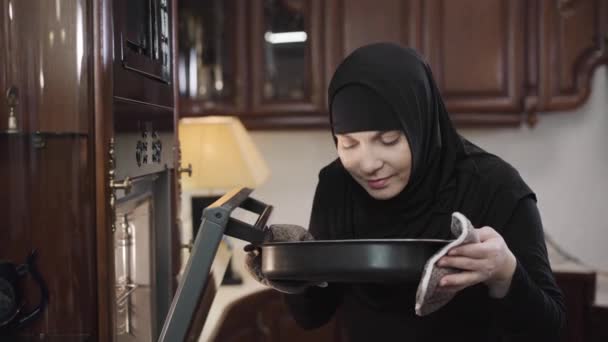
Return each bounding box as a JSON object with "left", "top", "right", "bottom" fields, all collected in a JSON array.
[
  {"left": 381, "top": 135, "right": 400, "bottom": 145},
  {"left": 341, "top": 142, "right": 357, "bottom": 149}
]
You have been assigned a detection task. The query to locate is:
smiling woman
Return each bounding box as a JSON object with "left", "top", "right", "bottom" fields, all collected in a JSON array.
[
  {"left": 241, "top": 43, "right": 565, "bottom": 342},
  {"left": 336, "top": 130, "right": 412, "bottom": 200}
]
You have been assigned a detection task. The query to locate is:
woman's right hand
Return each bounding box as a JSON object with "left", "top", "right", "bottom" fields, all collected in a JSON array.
[{"left": 243, "top": 224, "right": 327, "bottom": 294}]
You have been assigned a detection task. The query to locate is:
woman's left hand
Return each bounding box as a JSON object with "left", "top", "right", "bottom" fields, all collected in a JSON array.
[{"left": 437, "top": 226, "right": 517, "bottom": 298}]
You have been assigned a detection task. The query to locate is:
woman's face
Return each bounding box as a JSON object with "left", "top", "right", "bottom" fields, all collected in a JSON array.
[{"left": 336, "top": 130, "right": 412, "bottom": 200}]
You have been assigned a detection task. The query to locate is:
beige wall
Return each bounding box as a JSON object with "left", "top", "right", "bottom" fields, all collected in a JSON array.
[{"left": 249, "top": 66, "right": 608, "bottom": 271}]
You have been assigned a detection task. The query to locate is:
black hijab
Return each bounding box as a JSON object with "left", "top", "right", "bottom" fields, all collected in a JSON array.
[{"left": 318, "top": 43, "right": 534, "bottom": 240}]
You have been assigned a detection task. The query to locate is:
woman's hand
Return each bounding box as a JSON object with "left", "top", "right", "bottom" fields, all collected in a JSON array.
[{"left": 437, "top": 226, "right": 517, "bottom": 298}]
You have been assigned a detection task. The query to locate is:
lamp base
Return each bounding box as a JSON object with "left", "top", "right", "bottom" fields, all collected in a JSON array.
[{"left": 221, "top": 262, "right": 243, "bottom": 286}]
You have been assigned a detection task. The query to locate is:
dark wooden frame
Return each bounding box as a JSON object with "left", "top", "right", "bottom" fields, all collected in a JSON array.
[
  {"left": 94, "top": 0, "right": 117, "bottom": 340},
  {"left": 179, "top": 0, "right": 249, "bottom": 116},
  {"left": 248, "top": 0, "right": 325, "bottom": 116}
]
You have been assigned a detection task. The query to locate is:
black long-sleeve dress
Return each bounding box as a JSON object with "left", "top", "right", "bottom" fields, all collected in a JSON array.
[{"left": 283, "top": 160, "right": 565, "bottom": 342}]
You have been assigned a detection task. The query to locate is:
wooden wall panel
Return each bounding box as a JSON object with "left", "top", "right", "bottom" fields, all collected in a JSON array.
[
  {"left": 0, "top": 135, "right": 96, "bottom": 338},
  {"left": 423, "top": 0, "right": 524, "bottom": 113},
  {"left": 536, "top": 0, "right": 608, "bottom": 111},
  {"left": 1, "top": 0, "right": 91, "bottom": 134},
  {"left": 341, "top": 0, "right": 411, "bottom": 56}
]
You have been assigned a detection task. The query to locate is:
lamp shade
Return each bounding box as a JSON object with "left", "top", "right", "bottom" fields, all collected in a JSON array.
[{"left": 179, "top": 116, "right": 270, "bottom": 191}]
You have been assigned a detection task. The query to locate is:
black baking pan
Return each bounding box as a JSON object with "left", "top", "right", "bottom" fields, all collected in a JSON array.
[
  {"left": 260, "top": 239, "right": 451, "bottom": 283},
  {"left": 203, "top": 188, "right": 451, "bottom": 284}
]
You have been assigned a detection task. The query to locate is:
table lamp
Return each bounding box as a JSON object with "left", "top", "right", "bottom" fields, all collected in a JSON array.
[{"left": 178, "top": 116, "right": 270, "bottom": 285}]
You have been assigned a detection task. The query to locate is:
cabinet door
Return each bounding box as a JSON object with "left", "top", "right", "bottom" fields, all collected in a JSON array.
[
  {"left": 114, "top": 0, "right": 174, "bottom": 107},
  {"left": 177, "top": 0, "right": 247, "bottom": 115},
  {"left": 325, "top": 0, "right": 420, "bottom": 111},
  {"left": 328, "top": 0, "right": 418, "bottom": 61},
  {"left": 423, "top": 0, "right": 525, "bottom": 121},
  {"left": 114, "top": 0, "right": 171, "bottom": 83},
  {"left": 0, "top": 135, "right": 96, "bottom": 339},
  {"left": 249, "top": 0, "right": 325, "bottom": 116},
  {"left": 0, "top": 0, "right": 92, "bottom": 133},
  {"left": 533, "top": 0, "right": 607, "bottom": 112}
]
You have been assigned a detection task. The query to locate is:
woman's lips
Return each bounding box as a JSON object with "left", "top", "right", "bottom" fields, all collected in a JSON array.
[{"left": 367, "top": 176, "right": 391, "bottom": 189}]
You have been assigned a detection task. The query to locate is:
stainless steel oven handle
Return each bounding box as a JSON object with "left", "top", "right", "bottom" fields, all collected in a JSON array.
[
  {"left": 110, "top": 176, "right": 133, "bottom": 195},
  {"left": 115, "top": 283, "right": 138, "bottom": 305}
]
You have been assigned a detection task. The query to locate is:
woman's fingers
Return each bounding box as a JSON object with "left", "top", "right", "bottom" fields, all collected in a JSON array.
[
  {"left": 448, "top": 242, "right": 490, "bottom": 259},
  {"left": 436, "top": 284, "right": 467, "bottom": 294},
  {"left": 476, "top": 226, "right": 498, "bottom": 241},
  {"left": 438, "top": 256, "right": 486, "bottom": 271},
  {"left": 436, "top": 226, "right": 515, "bottom": 294},
  {"left": 440, "top": 271, "right": 483, "bottom": 288}
]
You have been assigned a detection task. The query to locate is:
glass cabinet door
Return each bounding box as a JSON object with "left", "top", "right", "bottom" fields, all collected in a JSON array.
[
  {"left": 177, "top": 0, "right": 246, "bottom": 114},
  {"left": 115, "top": 0, "right": 172, "bottom": 84},
  {"left": 250, "top": 0, "right": 324, "bottom": 114}
]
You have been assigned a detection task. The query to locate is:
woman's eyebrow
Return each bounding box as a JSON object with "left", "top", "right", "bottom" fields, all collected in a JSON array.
[{"left": 338, "top": 133, "right": 356, "bottom": 140}]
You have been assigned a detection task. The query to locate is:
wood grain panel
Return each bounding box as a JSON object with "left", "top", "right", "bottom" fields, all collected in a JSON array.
[
  {"left": 0, "top": 2, "right": 8, "bottom": 132},
  {"left": 424, "top": 0, "right": 524, "bottom": 113},
  {"left": 537, "top": 0, "right": 607, "bottom": 111},
  {"left": 0, "top": 135, "right": 96, "bottom": 336},
  {"left": 2, "top": 0, "right": 91, "bottom": 133},
  {"left": 93, "top": 0, "right": 116, "bottom": 340},
  {"left": 554, "top": 271, "right": 596, "bottom": 342},
  {"left": 249, "top": 0, "right": 325, "bottom": 115},
  {"left": 177, "top": 0, "right": 248, "bottom": 115},
  {"left": 213, "top": 289, "right": 347, "bottom": 342},
  {"left": 112, "top": 0, "right": 174, "bottom": 108},
  {"left": 342, "top": 0, "right": 410, "bottom": 56}
]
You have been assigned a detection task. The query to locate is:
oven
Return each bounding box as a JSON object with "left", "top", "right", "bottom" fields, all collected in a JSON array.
[{"left": 112, "top": 105, "right": 176, "bottom": 341}]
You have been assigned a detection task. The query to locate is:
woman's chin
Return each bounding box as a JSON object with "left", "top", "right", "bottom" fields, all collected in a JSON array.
[{"left": 365, "top": 185, "right": 400, "bottom": 200}]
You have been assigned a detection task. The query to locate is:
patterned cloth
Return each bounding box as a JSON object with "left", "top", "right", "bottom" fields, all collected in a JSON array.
[
  {"left": 415, "top": 212, "right": 480, "bottom": 316},
  {"left": 244, "top": 224, "right": 323, "bottom": 294}
]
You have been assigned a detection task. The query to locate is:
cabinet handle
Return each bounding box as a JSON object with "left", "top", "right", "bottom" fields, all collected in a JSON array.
[
  {"left": 178, "top": 163, "right": 193, "bottom": 177},
  {"left": 110, "top": 177, "right": 133, "bottom": 195},
  {"left": 6, "top": 86, "right": 19, "bottom": 133},
  {"left": 556, "top": 0, "right": 577, "bottom": 17}
]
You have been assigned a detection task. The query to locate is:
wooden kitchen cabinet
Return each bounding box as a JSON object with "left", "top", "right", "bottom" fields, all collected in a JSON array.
[
  {"left": 526, "top": 0, "right": 608, "bottom": 113},
  {"left": 249, "top": 0, "right": 325, "bottom": 117},
  {"left": 0, "top": 0, "right": 92, "bottom": 133},
  {"left": 113, "top": 0, "right": 175, "bottom": 109},
  {"left": 0, "top": 0, "right": 181, "bottom": 340},
  {"left": 178, "top": 0, "right": 329, "bottom": 129},
  {"left": 421, "top": 0, "right": 525, "bottom": 125},
  {"left": 178, "top": 0, "right": 607, "bottom": 129},
  {"left": 327, "top": 0, "right": 527, "bottom": 125},
  {"left": 178, "top": 0, "right": 248, "bottom": 115}
]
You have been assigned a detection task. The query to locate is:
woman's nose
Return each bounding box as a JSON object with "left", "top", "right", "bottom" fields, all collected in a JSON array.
[{"left": 359, "top": 153, "right": 383, "bottom": 175}]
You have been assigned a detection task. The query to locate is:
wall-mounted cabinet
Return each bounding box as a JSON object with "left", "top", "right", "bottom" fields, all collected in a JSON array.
[
  {"left": 114, "top": 0, "right": 174, "bottom": 108},
  {"left": 249, "top": 0, "right": 325, "bottom": 116},
  {"left": 178, "top": 0, "right": 248, "bottom": 114},
  {"left": 178, "top": 0, "right": 328, "bottom": 128},
  {"left": 0, "top": 0, "right": 180, "bottom": 340},
  {"left": 527, "top": 0, "right": 608, "bottom": 113},
  {"left": 420, "top": 0, "right": 525, "bottom": 124},
  {"left": 0, "top": 0, "right": 91, "bottom": 134},
  {"left": 177, "top": 0, "right": 608, "bottom": 129}
]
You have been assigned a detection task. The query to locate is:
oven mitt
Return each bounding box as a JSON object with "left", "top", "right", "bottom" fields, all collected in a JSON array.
[
  {"left": 415, "top": 212, "right": 480, "bottom": 316},
  {"left": 244, "top": 224, "right": 328, "bottom": 294}
]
